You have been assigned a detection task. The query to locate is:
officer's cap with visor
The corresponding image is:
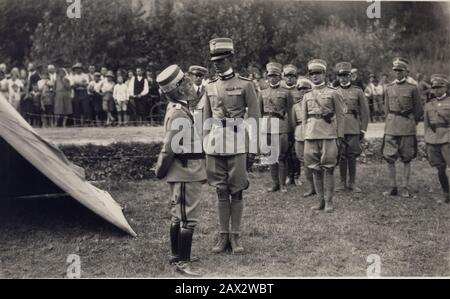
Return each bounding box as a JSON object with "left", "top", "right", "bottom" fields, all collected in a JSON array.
[
  {"left": 308, "top": 59, "right": 327, "bottom": 73},
  {"left": 335, "top": 62, "right": 352, "bottom": 75},
  {"left": 266, "top": 62, "right": 283, "bottom": 76},
  {"left": 430, "top": 74, "right": 449, "bottom": 89},
  {"left": 392, "top": 57, "right": 409, "bottom": 71},
  {"left": 157, "top": 65, "right": 185, "bottom": 94},
  {"left": 209, "top": 38, "right": 234, "bottom": 61},
  {"left": 283, "top": 64, "right": 298, "bottom": 76},
  {"left": 188, "top": 65, "right": 208, "bottom": 76}
]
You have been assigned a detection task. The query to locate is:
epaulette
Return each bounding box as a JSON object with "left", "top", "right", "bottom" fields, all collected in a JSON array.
[
  {"left": 238, "top": 75, "right": 252, "bottom": 81},
  {"left": 175, "top": 103, "right": 182, "bottom": 110},
  {"left": 351, "top": 85, "right": 363, "bottom": 90},
  {"left": 386, "top": 82, "right": 395, "bottom": 86},
  {"left": 327, "top": 85, "right": 337, "bottom": 90},
  {"left": 208, "top": 78, "right": 219, "bottom": 84}
]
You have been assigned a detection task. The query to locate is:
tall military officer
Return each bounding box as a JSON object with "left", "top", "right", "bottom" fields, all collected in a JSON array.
[
  {"left": 290, "top": 76, "right": 316, "bottom": 196},
  {"left": 259, "top": 62, "right": 292, "bottom": 193},
  {"left": 203, "top": 38, "right": 261, "bottom": 254},
  {"left": 423, "top": 74, "right": 450, "bottom": 204},
  {"left": 282, "top": 64, "right": 302, "bottom": 186},
  {"left": 382, "top": 57, "right": 423, "bottom": 198},
  {"left": 155, "top": 65, "right": 207, "bottom": 276},
  {"left": 301, "top": 59, "right": 345, "bottom": 212},
  {"left": 335, "top": 62, "right": 370, "bottom": 192}
]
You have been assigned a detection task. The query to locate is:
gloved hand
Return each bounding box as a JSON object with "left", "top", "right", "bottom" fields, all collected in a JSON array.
[
  {"left": 323, "top": 112, "right": 334, "bottom": 124},
  {"left": 337, "top": 137, "right": 346, "bottom": 149}
]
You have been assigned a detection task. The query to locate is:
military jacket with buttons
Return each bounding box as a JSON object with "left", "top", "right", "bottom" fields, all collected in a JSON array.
[
  {"left": 301, "top": 84, "right": 345, "bottom": 140},
  {"left": 155, "top": 101, "right": 206, "bottom": 182},
  {"left": 424, "top": 95, "right": 450, "bottom": 144},
  {"left": 336, "top": 85, "right": 370, "bottom": 135},
  {"left": 384, "top": 81, "right": 423, "bottom": 136},
  {"left": 289, "top": 88, "right": 307, "bottom": 142},
  {"left": 203, "top": 73, "right": 260, "bottom": 155},
  {"left": 258, "top": 85, "right": 292, "bottom": 134}
]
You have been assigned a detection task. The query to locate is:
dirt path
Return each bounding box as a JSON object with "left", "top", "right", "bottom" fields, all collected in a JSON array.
[{"left": 36, "top": 123, "right": 425, "bottom": 146}]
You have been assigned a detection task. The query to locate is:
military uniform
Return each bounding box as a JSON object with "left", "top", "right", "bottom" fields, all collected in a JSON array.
[
  {"left": 423, "top": 74, "right": 450, "bottom": 203},
  {"left": 282, "top": 64, "right": 301, "bottom": 186},
  {"left": 203, "top": 38, "right": 260, "bottom": 254},
  {"left": 188, "top": 65, "right": 208, "bottom": 142},
  {"left": 290, "top": 77, "right": 316, "bottom": 196},
  {"left": 259, "top": 62, "right": 292, "bottom": 192},
  {"left": 155, "top": 65, "right": 206, "bottom": 276},
  {"left": 302, "top": 59, "right": 344, "bottom": 212},
  {"left": 334, "top": 62, "right": 370, "bottom": 192},
  {"left": 382, "top": 57, "right": 423, "bottom": 197}
]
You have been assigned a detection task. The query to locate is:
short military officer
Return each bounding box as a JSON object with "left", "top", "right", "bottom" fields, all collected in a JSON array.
[
  {"left": 335, "top": 62, "right": 370, "bottom": 192},
  {"left": 259, "top": 62, "right": 292, "bottom": 193},
  {"left": 290, "top": 76, "right": 316, "bottom": 196},
  {"left": 382, "top": 57, "right": 423, "bottom": 198},
  {"left": 202, "top": 38, "right": 260, "bottom": 254},
  {"left": 423, "top": 74, "right": 450, "bottom": 204},
  {"left": 282, "top": 64, "right": 302, "bottom": 186},
  {"left": 155, "top": 65, "right": 207, "bottom": 276},
  {"left": 301, "top": 59, "right": 345, "bottom": 212}
]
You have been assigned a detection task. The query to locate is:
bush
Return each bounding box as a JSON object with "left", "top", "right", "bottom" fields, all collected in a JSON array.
[{"left": 58, "top": 138, "right": 429, "bottom": 182}]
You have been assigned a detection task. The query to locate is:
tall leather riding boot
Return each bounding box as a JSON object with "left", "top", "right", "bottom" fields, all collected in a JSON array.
[
  {"left": 401, "top": 162, "right": 411, "bottom": 198},
  {"left": 176, "top": 227, "right": 200, "bottom": 276},
  {"left": 311, "top": 170, "right": 325, "bottom": 210},
  {"left": 303, "top": 167, "right": 316, "bottom": 197},
  {"left": 230, "top": 192, "right": 244, "bottom": 253},
  {"left": 324, "top": 169, "right": 335, "bottom": 213},
  {"left": 212, "top": 191, "right": 231, "bottom": 253},
  {"left": 267, "top": 163, "right": 280, "bottom": 192},
  {"left": 348, "top": 158, "right": 362, "bottom": 193},
  {"left": 383, "top": 163, "right": 398, "bottom": 196},
  {"left": 169, "top": 222, "right": 180, "bottom": 263},
  {"left": 336, "top": 157, "right": 347, "bottom": 191},
  {"left": 279, "top": 160, "right": 288, "bottom": 193},
  {"left": 438, "top": 167, "right": 450, "bottom": 204}
]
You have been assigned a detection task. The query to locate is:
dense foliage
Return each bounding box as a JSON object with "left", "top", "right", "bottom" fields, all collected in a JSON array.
[{"left": 0, "top": 0, "right": 448, "bottom": 79}]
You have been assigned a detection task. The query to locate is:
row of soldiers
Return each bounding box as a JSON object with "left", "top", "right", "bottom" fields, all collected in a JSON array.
[{"left": 154, "top": 37, "right": 450, "bottom": 276}]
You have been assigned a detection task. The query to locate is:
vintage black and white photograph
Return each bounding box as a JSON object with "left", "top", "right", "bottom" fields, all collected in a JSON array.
[{"left": 0, "top": 0, "right": 449, "bottom": 281}]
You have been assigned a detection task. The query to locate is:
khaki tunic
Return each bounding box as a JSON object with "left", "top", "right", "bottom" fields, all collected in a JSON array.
[
  {"left": 336, "top": 85, "right": 370, "bottom": 135},
  {"left": 155, "top": 101, "right": 207, "bottom": 183},
  {"left": 258, "top": 85, "right": 292, "bottom": 134},
  {"left": 202, "top": 74, "right": 260, "bottom": 156},
  {"left": 290, "top": 89, "right": 307, "bottom": 142},
  {"left": 301, "top": 85, "right": 345, "bottom": 140},
  {"left": 384, "top": 81, "right": 423, "bottom": 136},
  {"left": 424, "top": 95, "right": 450, "bottom": 145}
]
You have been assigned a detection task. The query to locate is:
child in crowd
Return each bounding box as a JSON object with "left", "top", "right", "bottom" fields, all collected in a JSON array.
[
  {"left": 99, "top": 71, "right": 115, "bottom": 126},
  {"left": 30, "top": 83, "right": 42, "bottom": 127},
  {"left": 38, "top": 72, "right": 55, "bottom": 127},
  {"left": 113, "top": 75, "right": 129, "bottom": 126}
]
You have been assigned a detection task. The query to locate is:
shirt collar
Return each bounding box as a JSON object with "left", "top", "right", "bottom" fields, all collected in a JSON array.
[
  {"left": 437, "top": 93, "right": 447, "bottom": 101},
  {"left": 313, "top": 82, "right": 326, "bottom": 89},
  {"left": 340, "top": 82, "right": 351, "bottom": 88},
  {"left": 269, "top": 82, "right": 280, "bottom": 89},
  {"left": 219, "top": 68, "right": 235, "bottom": 80},
  {"left": 395, "top": 78, "right": 406, "bottom": 84}
]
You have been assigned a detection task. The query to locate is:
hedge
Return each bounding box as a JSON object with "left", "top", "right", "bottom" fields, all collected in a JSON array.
[{"left": 59, "top": 137, "right": 429, "bottom": 182}]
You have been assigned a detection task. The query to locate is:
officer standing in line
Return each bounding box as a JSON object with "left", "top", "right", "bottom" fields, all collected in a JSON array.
[
  {"left": 301, "top": 59, "right": 345, "bottom": 212},
  {"left": 202, "top": 38, "right": 260, "bottom": 254},
  {"left": 155, "top": 65, "right": 206, "bottom": 276},
  {"left": 282, "top": 64, "right": 302, "bottom": 186},
  {"left": 382, "top": 57, "right": 423, "bottom": 198},
  {"left": 290, "top": 76, "right": 316, "bottom": 197},
  {"left": 334, "top": 62, "right": 370, "bottom": 192},
  {"left": 259, "top": 62, "right": 292, "bottom": 193},
  {"left": 423, "top": 74, "right": 450, "bottom": 204}
]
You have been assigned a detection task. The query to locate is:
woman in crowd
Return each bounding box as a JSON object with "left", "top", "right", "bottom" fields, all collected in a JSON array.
[{"left": 54, "top": 68, "right": 73, "bottom": 128}]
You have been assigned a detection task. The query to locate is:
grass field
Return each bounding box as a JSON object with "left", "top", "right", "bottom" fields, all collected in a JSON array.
[{"left": 0, "top": 161, "right": 448, "bottom": 278}]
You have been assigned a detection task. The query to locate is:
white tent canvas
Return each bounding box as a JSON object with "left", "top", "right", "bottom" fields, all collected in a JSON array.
[{"left": 0, "top": 95, "right": 136, "bottom": 237}]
